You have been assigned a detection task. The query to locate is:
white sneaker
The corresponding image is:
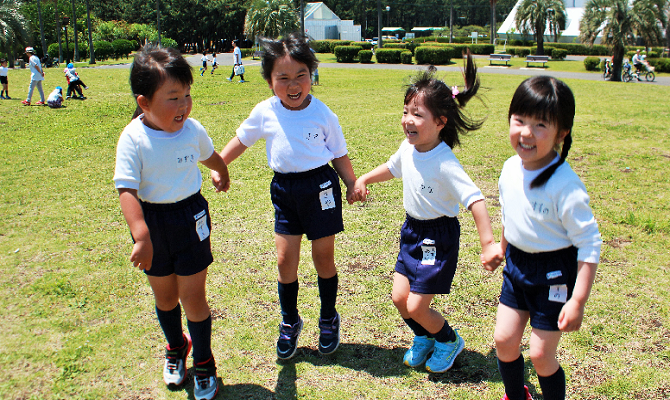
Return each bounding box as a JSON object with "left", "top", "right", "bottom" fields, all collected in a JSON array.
[
  {"left": 194, "top": 357, "right": 219, "bottom": 400},
  {"left": 162, "top": 334, "right": 191, "bottom": 386}
]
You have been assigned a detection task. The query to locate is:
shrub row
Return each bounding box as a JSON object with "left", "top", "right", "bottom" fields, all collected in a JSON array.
[
  {"left": 505, "top": 47, "right": 531, "bottom": 57},
  {"left": 46, "top": 38, "right": 176, "bottom": 61},
  {"left": 333, "top": 45, "right": 362, "bottom": 63},
  {"left": 584, "top": 56, "right": 601, "bottom": 71},
  {"left": 375, "top": 48, "right": 404, "bottom": 64},
  {"left": 648, "top": 58, "right": 670, "bottom": 73},
  {"left": 415, "top": 46, "right": 452, "bottom": 65}
]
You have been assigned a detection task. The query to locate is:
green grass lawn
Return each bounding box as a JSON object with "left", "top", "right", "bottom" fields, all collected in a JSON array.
[{"left": 1, "top": 65, "right": 669, "bottom": 400}]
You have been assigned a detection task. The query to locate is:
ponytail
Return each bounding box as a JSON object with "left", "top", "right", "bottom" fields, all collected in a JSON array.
[
  {"left": 530, "top": 133, "right": 572, "bottom": 188},
  {"left": 404, "top": 50, "right": 484, "bottom": 149}
]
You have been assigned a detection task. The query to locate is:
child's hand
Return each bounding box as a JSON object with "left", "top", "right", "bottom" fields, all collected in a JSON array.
[
  {"left": 351, "top": 179, "right": 369, "bottom": 203},
  {"left": 558, "top": 298, "right": 585, "bottom": 332},
  {"left": 130, "top": 238, "right": 153, "bottom": 271},
  {"left": 211, "top": 170, "right": 230, "bottom": 193},
  {"left": 480, "top": 242, "right": 504, "bottom": 271}
]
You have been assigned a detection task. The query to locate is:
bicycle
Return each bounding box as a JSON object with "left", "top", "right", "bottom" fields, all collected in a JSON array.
[{"left": 622, "top": 61, "right": 655, "bottom": 82}]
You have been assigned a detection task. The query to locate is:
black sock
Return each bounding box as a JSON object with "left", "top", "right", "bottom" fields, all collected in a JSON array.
[
  {"left": 155, "top": 304, "right": 185, "bottom": 349},
  {"left": 538, "top": 365, "right": 565, "bottom": 400},
  {"left": 318, "top": 274, "right": 338, "bottom": 319},
  {"left": 432, "top": 320, "right": 456, "bottom": 343},
  {"left": 187, "top": 315, "right": 212, "bottom": 364},
  {"left": 403, "top": 318, "right": 430, "bottom": 337},
  {"left": 498, "top": 355, "right": 526, "bottom": 400},
  {"left": 278, "top": 279, "right": 300, "bottom": 324}
]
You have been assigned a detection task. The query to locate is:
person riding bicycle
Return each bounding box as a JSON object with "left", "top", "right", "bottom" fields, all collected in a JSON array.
[{"left": 631, "top": 50, "right": 644, "bottom": 75}]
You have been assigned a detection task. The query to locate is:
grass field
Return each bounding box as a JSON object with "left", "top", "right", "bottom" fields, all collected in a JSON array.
[{"left": 0, "top": 63, "right": 669, "bottom": 400}]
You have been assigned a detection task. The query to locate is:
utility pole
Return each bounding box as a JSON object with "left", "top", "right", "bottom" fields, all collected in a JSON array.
[{"left": 377, "top": 0, "right": 382, "bottom": 48}]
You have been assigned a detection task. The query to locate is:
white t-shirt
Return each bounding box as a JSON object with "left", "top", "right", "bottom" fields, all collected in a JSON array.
[
  {"left": 64, "top": 67, "right": 79, "bottom": 82},
  {"left": 114, "top": 117, "right": 215, "bottom": 203},
  {"left": 0, "top": 66, "right": 8, "bottom": 77},
  {"left": 236, "top": 96, "right": 348, "bottom": 173},
  {"left": 233, "top": 47, "right": 242, "bottom": 64},
  {"left": 387, "top": 140, "right": 484, "bottom": 220},
  {"left": 29, "top": 55, "right": 44, "bottom": 81},
  {"left": 498, "top": 155, "right": 601, "bottom": 263},
  {"left": 47, "top": 89, "right": 62, "bottom": 102}
]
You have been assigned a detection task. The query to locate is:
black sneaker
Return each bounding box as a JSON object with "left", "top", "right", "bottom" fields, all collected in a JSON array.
[
  {"left": 318, "top": 312, "right": 340, "bottom": 355},
  {"left": 276, "top": 318, "right": 303, "bottom": 360}
]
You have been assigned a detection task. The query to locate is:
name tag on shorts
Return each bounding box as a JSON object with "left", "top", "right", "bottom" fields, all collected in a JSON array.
[
  {"left": 549, "top": 284, "right": 568, "bottom": 303},
  {"left": 194, "top": 211, "right": 209, "bottom": 241},
  {"left": 421, "top": 245, "right": 436, "bottom": 265},
  {"left": 319, "top": 188, "right": 335, "bottom": 210}
]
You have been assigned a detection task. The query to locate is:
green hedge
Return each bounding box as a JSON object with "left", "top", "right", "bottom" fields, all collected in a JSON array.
[
  {"left": 328, "top": 40, "right": 352, "bottom": 53},
  {"left": 112, "top": 39, "right": 135, "bottom": 59},
  {"left": 551, "top": 48, "right": 568, "bottom": 60},
  {"left": 401, "top": 51, "right": 413, "bottom": 64},
  {"left": 415, "top": 46, "right": 452, "bottom": 65},
  {"left": 47, "top": 42, "right": 90, "bottom": 60},
  {"left": 334, "top": 45, "right": 362, "bottom": 63},
  {"left": 94, "top": 41, "right": 113, "bottom": 61},
  {"left": 351, "top": 41, "right": 373, "bottom": 50},
  {"left": 310, "top": 40, "right": 331, "bottom": 53},
  {"left": 384, "top": 43, "right": 407, "bottom": 50},
  {"left": 584, "top": 57, "right": 600, "bottom": 71},
  {"left": 648, "top": 58, "right": 670, "bottom": 73},
  {"left": 375, "top": 48, "right": 404, "bottom": 64},
  {"left": 359, "top": 49, "right": 373, "bottom": 63}
]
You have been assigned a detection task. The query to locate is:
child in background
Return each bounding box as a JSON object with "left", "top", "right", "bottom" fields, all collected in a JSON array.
[
  {"left": 493, "top": 76, "right": 601, "bottom": 400},
  {"left": 46, "top": 86, "right": 63, "bottom": 108},
  {"left": 353, "top": 55, "right": 503, "bottom": 373},
  {"left": 211, "top": 32, "right": 358, "bottom": 360},
  {"left": 114, "top": 45, "right": 230, "bottom": 400},
  {"left": 227, "top": 40, "right": 245, "bottom": 83},
  {"left": 0, "top": 59, "right": 10, "bottom": 99},
  {"left": 22, "top": 47, "right": 45, "bottom": 106},
  {"left": 64, "top": 63, "right": 87, "bottom": 99},
  {"left": 199, "top": 52, "right": 209, "bottom": 76},
  {"left": 210, "top": 53, "right": 218, "bottom": 75}
]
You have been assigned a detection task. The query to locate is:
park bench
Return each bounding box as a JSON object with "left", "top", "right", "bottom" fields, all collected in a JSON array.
[
  {"left": 252, "top": 51, "right": 264, "bottom": 60},
  {"left": 525, "top": 55, "right": 549, "bottom": 67},
  {"left": 489, "top": 53, "right": 511, "bottom": 66}
]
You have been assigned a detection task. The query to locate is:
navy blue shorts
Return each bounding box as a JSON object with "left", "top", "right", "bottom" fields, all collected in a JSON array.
[
  {"left": 139, "top": 191, "right": 213, "bottom": 277},
  {"left": 271, "top": 164, "right": 344, "bottom": 241},
  {"left": 499, "top": 244, "right": 578, "bottom": 331},
  {"left": 395, "top": 214, "right": 460, "bottom": 294}
]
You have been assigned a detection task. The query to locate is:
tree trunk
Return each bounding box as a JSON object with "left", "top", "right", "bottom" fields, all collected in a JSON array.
[
  {"left": 72, "top": 0, "right": 79, "bottom": 62},
  {"left": 611, "top": 45, "right": 625, "bottom": 82},
  {"left": 86, "top": 0, "right": 95, "bottom": 64},
  {"left": 536, "top": 19, "right": 544, "bottom": 55}
]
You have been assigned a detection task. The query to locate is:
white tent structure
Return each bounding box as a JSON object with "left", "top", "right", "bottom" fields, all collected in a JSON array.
[
  {"left": 304, "top": 2, "right": 362, "bottom": 41},
  {"left": 497, "top": 0, "right": 603, "bottom": 44}
]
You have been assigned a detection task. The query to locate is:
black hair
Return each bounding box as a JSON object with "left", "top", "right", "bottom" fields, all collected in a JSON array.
[
  {"left": 403, "top": 51, "right": 483, "bottom": 149},
  {"left": 259, "top": 32, "right": 319, "bottom": 82},
  {"left": 508, "top": 75, "right": 575, "bottom": 188},
  {"left": 129, "top": 45, "right": 193, "bottom": 119}
]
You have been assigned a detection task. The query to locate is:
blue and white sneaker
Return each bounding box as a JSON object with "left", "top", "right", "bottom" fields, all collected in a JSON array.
[
  {"left": 403, "top": 335, "right": 435, "bottom": 367},
  {"left": 276, "top": 318, "right": 303, "bottom": 360},
  {"left": 318, "top": 313, "right": 340, "bottom": 355},
  {"left": 163, "top": 333, "right": 191, "bottom": 387},
  {"left": 193, "top": 356, "right": 219, "bottom": 400},
  {"left": 425, "top": 330, "right": 465, "bottom": 373}
]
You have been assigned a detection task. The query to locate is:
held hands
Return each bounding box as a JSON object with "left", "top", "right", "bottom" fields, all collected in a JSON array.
[
  {"left": 130, "top": 238, "right": 153, "bottom": 271},
  {"left": 480, "top": 242, "right": 504, "bottom": 271},
  {"left": 557, "top": 298, "right": 585, "bottom": 332},
  {"left": 349, "top": 179, "right": 370, "bottom": 204},
  {"left": 211, "top": 169, "right": 230, "bottom": 193}
]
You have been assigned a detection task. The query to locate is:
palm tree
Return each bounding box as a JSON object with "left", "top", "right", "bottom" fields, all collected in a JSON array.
[
  {"left": 514, "top": 0, "right": 566, "bottom": 56},
  {"left": 490, "top": 0, "right": 496, "bottom": 45},
  {"left": 631, "top": 0, "right": 666, "bottom": 49},
  {"left": 0, "top": 0, "right": 30, "bottom": 67},
  {"left": 244, "top": 0, "right": 299, "bottom": 40},
  {"left": 580, "top": 0, "right": 664, "bottom": 82}
]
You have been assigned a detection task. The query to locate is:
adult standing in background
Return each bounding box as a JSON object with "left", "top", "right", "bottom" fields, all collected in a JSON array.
[
  {"left": 227, "top": 40, "right": 246, "bottom": 83},
  {"left": 22, "top": 47, "right": 46, "bottom": 106}
]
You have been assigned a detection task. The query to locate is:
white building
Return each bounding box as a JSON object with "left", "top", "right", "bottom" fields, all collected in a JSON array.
[
  {"left": 497, "top": 0, "right": 603, "bottom": 44},
  {"left": 304, "top": 2, "right": 362, "bottom": 41}
]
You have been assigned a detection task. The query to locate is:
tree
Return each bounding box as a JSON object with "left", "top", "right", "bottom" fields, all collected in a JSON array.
[
  {"left": 0, "top": 0, "right": 30, "bottom": 66},
  {"left": 244, "top": 0, "right": 299, "bottom": 40},
  {"left": 514, "top": 0, "right": 565, "bottom": 55},
  {"left": 580, "top": 0, "right": 665, "bottom": 82},
  {"left": 490, "top": 0, "right": 496, "bottom": 44}
]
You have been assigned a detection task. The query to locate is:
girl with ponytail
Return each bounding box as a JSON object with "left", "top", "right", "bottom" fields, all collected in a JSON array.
[
  {"left": 352, "top": 52, "right": 504, "bottom": 373},
  {"left": 494, "top": 76, "right": 602, "bottom": 400}
]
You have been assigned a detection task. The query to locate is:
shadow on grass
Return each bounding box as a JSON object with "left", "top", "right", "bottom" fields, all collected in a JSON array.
[{"left": 170, "top": 373, "right": 275, "bottom": 399}]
